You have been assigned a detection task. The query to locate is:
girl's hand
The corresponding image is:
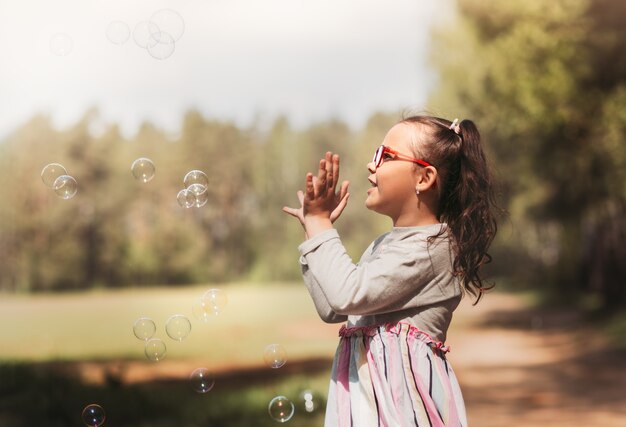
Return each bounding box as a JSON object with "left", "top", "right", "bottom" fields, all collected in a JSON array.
[
  {"left": 282, "top": 152, "right": 350, "bottom": 228},
  {"left": 301, "top": 152, "right": 349, "bottom": 237},
  {"left": 303, "top": 152, "right": 345, "bottom": 219}
]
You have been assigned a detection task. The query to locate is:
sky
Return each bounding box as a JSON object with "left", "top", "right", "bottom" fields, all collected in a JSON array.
[{"left": 0, "top": 0, "right": 442, "bottom": 139}]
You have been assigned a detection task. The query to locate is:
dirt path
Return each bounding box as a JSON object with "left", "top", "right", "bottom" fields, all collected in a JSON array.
[{"left": 448, "top": 292, "right": 626, "bottom": 427}]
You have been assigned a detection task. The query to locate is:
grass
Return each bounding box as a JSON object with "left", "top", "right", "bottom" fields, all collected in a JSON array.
[
  {"left": 0, "top": 283, "right": 340, "bottom": 425},
  {"left": 0, "top": 282, "right": 340, "bottom": 364},
  {"left": 0, "top": 360, "right": 331, "bottom": 427}
]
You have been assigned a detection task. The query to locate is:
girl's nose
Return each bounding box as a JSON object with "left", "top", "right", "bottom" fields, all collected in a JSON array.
[{"left": 367, "top": 162, "right": 376, "bottom": 173}]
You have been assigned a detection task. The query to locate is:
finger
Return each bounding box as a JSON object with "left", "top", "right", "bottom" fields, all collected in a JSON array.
[
  {"left": 282, "top": 206, "right": 298, "bottom": 217},
  {"left": 305, "top": 173, "right": 315, "bottom": 199},
  {"left": 338, "top": 180, "right": 349, "bottom": 200},
  {"left": 330, "top": 192, "right": 350, "bottom": 223},
  {"left": 336, "top": 192, "right": 350, "bottom": 212},
  {"left": 325, "top": 152, "right": 334, "bottom": 191},
  {"left": 331, "top": 154, "right": 340, "bottom": 193},
  {"left": 282, "top": 206, "right": 305, "bottom": 224},
  {"left": 317, "top": 159, "right": 327, "bottom": 190}
]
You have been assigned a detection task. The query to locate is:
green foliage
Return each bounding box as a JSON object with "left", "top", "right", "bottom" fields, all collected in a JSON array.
[
  {"left": 0, "top": 109, "right": 400, "bottom": 291},
  {"left": 429, "top": 0, "right": 626, "bottom": 308}
]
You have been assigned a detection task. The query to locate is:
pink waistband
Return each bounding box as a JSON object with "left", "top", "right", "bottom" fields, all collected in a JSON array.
[{"left": 338, "top": 322, "right": 451, "bottom": 353}]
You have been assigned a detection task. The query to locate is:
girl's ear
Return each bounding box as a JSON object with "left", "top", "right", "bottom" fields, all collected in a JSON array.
[{"left": 416, "top": 165, "right": 438, "bottom": 192}]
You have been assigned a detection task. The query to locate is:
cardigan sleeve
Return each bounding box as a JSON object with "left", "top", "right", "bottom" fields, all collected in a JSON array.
[
  {"left": 298, "top": 229, "right": 442, "bottom": 316},
  {"left": 301, "top": 258, "right": 348, "bottom": 323}
]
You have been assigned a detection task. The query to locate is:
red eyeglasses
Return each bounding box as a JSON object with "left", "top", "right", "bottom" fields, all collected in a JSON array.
[{"left": 372, "top": 145, "right": 432, "bottom": 169}]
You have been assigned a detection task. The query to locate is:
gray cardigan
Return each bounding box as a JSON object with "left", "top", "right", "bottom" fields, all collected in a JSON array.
[{"left": 298, "top": 223, "right": 462, "bottom": 342}]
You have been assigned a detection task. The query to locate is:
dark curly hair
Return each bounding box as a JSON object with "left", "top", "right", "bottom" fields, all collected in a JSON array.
[{"left": 403, "top": 115, "right": 498, "bottom": 304}]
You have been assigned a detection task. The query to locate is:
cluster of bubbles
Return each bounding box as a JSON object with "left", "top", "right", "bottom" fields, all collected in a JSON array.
[
  {"left": 47, "top": 6, "right": 313, "bottom": 423},
  {"left": 131, "top": 289, "right": 225, "bottom": 370},
  {"left": 39, "top": 158, "right": 308, "bottom": 423},
  {"left": 177, "top": 170, "right": 210, "bottom": 209},
  {"left": 41, "top": 163, "right": 78, "bottom": 199},
  {"left": 132, "top": 317, "right": 165, "bottom": 361},
  {"left": 82, "top": 404, "right": 106, "bottom": 427},
  {"left": 50, "top": 9, "right": 185, "bottom": 59},
  {"left": 131, "top": 157, "right": 156, "bottom": 183},
  {"left": 81, "top": 287, "right": 314, "bottom": 423},
  {"left": 132, "top": 314, "right": 195, "bottom": 361},
  {"left": 105, "top": 9, "right": 185, "bottom": 60},
  {"left": 42, "top": 155, "right": 312, "bottom": 425},
  {"left": 44, "top": 159, "right": 212, "bottom": 209},
  {"left": 41, "top": 158, "right": 159, "bottom": 201},
  {"left": 132, "top": 315, "right": 218, "bottom": 394},
  {"left": 43, "top": 158, "right": 215, "bottom": 215}
]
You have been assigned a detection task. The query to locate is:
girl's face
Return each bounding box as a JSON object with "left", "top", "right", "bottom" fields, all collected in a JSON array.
[{"left": 365, "top": 123, "right": 426, "bottom": 222}]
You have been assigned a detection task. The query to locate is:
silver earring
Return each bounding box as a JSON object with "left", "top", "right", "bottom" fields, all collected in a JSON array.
[{"left": 415, "top": 189, "right": 420, "bottom": 196}]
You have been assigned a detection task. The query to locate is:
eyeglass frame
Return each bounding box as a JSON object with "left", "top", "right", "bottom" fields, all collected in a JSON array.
[{"left": 371, "top": 145, "right": 432, "bottom": 170}]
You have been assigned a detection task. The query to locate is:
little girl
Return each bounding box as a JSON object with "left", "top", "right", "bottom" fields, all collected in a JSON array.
[{"left": 283, "top": 115, "right": 498, "bottom": 427}]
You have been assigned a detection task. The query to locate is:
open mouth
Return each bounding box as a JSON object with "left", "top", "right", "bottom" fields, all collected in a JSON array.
[{"left": 368, "top": 178, "right": 377, "bottom": 187}]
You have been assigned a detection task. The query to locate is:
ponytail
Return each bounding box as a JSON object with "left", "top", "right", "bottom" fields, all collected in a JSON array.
[{"left": 403, "top": 115, "right": 498, "bottom": 304}]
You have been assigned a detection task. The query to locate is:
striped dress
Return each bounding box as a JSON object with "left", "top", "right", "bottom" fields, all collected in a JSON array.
[{"left": 325, "top": 323, "right": 466, "bottom": 427}]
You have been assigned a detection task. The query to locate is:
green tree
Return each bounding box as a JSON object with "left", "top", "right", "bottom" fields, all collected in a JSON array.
[
  {"left": 429, "top": 0, "right": 626, "bottom": 308},
  {"left": 0, "top": 103, "right": 433, "bottom": 292}
]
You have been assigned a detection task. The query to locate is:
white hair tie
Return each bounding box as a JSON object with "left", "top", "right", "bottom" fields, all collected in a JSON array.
[{"left": 449, "top": 118, "right": 461, "bottom": 135}]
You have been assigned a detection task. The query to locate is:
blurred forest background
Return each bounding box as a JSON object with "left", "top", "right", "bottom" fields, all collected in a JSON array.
[{"left": 1, "top": 0, "right": 625, "bottom": 312}]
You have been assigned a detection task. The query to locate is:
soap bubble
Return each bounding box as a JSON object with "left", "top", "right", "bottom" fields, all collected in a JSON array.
[
  {"left": 145, "top": 338, "right": 167, "bottom": 361},
  {"left": 41, "top": 163, "right": 68, "bottom": 188},
  {"left": 50, "top": 33, "right": 73, "bottom": 56},
  {"left": 192, "top": 298, "right": 214, "bottom": 322},
  {"left": 204, "top": 289, "right": 227, "bottom": 313},
  {"left": 81, "top": 403, "right": 106, "bottom": 426},
  {"left": 187, "top": 183, "right": 208, "bottom": 208},
  {"left": 131, "top": 157, "right": 155, "bottom": 183},
  {"left": 165, "top": 314, "right": 191, "bottom": 341},
  {"left": 106, "top": 21, "right": 130, "bottom": 45},
  {"left": 133, "top": 21, "right": 160, "bottom": 48},
  {"left": 150, "top": 9, "right": 185, "bottom": 41},
  {"left": 177, "top": 189, "right": 195, "bottom": 208},
  {"left": 189, "top": 367, "right": 215, "bottom": 393},
  {"left": 133, "top": 317, "right": 156, "bottom": 341},
  {"left": 193, "top": 191, "right": 208, "bottom": 208},
  {"left": 53, "top": 175, "right": 78, "bottom": 199},
  {"left": 147, "top": 31, "right": 175, "bottom": 60},
  {"left": 192, "top": 289, "right": 227, "bottom": 322},
  {"left": 183, "top": 170, "right": 209, "bottom": 189},
  {"left": 263, "top": 344, "right": 287, "bottom": 369},
  {"left": 268, "top": 396, "right": 294, "bottom": 423}
]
